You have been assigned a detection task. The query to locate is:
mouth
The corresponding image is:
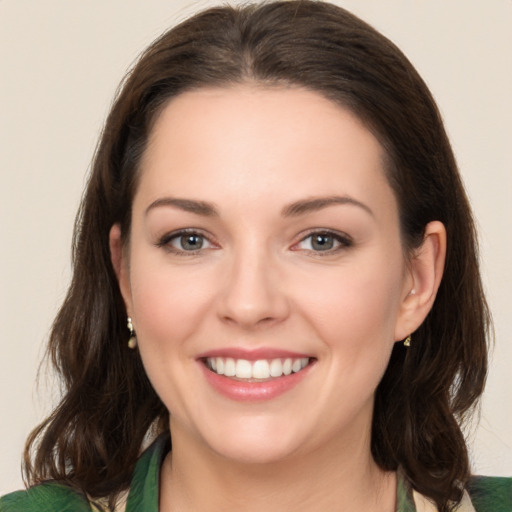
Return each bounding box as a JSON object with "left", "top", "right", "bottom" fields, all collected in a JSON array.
[
  {"left": 197, "top": 349, "right": 316, "bottom": 401},
  {"left": 203, "top": 356, "right": 312, "bottom": 381}
]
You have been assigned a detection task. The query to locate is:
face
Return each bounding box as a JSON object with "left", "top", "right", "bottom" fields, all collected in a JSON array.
[{"left": 115, "top": 86, "right": 416, "bottom": 464}]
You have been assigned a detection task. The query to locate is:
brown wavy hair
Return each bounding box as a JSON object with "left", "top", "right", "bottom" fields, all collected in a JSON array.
[{"left": 24, "top": 2, "right": 490, "bottom": 511}]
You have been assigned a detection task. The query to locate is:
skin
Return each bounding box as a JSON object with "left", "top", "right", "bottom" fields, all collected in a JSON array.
[{"left": 110, "top": 85, "right": 446, "bottom": 511}]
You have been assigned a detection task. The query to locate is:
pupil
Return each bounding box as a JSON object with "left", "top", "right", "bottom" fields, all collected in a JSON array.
[
  {"left": 312, "top": 234, "right": 333, "bottom": 251},
  {"left": 181, "top": 234, "right": 203, "bottom": 250}
]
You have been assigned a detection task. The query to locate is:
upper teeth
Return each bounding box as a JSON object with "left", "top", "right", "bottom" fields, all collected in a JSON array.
[{"left": 207, "top": 357, "right": 310, "bottom": 379}]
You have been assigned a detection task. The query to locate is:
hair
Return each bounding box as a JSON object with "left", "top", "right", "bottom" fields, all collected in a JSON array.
[{"left": 24, "top": 2, "right": 490, "bottom": 511}]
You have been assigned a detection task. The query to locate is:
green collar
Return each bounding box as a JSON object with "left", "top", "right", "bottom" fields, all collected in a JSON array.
[{"left": 125, "top": 434, "right": 169, "bottom": 511}]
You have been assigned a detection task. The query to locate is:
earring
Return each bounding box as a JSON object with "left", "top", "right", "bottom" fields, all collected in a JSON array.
[
  {"left": 127, "top": 317, "right": 137, "bottom": 349},
  {"left": 404, "top": 335, "right": 411, "bottom": 347}
]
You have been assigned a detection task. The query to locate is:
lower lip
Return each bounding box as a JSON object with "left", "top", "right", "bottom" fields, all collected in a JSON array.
[{"left": 199, "top": 361, "right": 314, "bottom": 402}]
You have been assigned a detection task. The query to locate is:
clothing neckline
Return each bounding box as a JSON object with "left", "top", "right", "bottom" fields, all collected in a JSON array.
[{"left": 124, "top": 433, "right": 416, "bottom": 512}]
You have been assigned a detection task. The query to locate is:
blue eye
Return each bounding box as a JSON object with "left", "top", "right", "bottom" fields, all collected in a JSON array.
[
  {"left": 158, "top": 230, "right": 213, "bottom": 254},
  {"left": 174, "top": 233, "right": 206, "bottom": 251},
  {"left": 296, "top": 231, "right": 351, "bottom": 252}
]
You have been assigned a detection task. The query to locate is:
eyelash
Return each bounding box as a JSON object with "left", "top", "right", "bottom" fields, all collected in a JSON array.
[
  {"left": 156, "top": 229, "right": 216, "bottom": 255},
  {"left": 156, "top": 229, "right": 352, "bottom": 256},
  {"left": 292, "top": 230, "right": 353, "bottom": 255}
]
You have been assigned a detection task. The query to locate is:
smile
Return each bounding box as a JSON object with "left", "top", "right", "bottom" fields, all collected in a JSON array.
[
  {"left": 205, "top": 357, "right": 310, "bottom": 380},
  {"left": 198, "top": 351, "right": 316, "bottom": 401}
]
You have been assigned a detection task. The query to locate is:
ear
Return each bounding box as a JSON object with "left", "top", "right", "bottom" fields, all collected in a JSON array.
[
  {"left": 394, "top": 221, "right": 447, "bottom": 341},
  {"left": 109, "top": 223, "right": 133, "bottom": 316}
]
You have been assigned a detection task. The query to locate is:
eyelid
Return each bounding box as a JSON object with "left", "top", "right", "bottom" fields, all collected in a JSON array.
[
  {"left": 291, "top": 229, "right": 353, "bottom": 253},
  {"left": 155, "top": 228, "right": 352, "bottom": 255},
  {"left": 156, "top": 228, "right": 219, "bottom": 254}
]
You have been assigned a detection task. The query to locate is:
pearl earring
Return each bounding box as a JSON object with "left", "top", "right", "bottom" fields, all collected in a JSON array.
[{"left": 127, "top": 317, "right": 137, "bottom": 349}]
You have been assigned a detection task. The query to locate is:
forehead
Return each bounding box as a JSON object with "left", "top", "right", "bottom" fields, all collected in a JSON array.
[
  {"left": 136, "top": 85, "right": 396, "bottom": 219},
  {"left": 145, "top": 84, "right": 382, "bottom": 164}
]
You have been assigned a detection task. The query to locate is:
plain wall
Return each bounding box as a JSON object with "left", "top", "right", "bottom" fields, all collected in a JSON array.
[{"left": 1, "top": 0, "right": 511, "bottom": 494}]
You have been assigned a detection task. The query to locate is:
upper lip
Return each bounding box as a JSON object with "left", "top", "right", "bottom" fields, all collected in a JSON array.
[{"left": 196, "top": 348, "right": 314, "bottom": 361}]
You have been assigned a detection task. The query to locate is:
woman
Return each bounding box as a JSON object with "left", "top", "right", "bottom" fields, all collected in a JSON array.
[{"left": 1, "top": 1, "right": 510, "bottom": 511}]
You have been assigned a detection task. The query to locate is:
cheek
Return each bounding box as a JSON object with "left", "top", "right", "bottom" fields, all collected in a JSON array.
[
  {"left": 295, "top": 262, "right": 405, "bottom": 421},
  {"left": 128, "top": 255, "right": 216, "bottom": 349},
  {"left": 296, "top": 256, "right": 405, "bottom": 357},
  {"left": 127, "top": 256, "right": 218, "bottom": 415}
]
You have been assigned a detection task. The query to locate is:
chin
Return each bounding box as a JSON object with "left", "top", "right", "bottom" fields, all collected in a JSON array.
[
  {"left": 211, "top": 438, "right": 299, "bottom": 465},
  {"left": 198, "top": 419, "right": 305, "bottom": 465}
]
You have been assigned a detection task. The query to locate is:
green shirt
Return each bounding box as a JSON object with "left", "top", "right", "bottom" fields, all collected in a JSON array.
[{"left": 1, "top": 435, "right": 510, "bottom": 511}]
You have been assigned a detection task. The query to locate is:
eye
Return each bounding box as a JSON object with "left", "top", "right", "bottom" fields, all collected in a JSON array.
[
  {"left": 294, "top": 231, "right": 352, "bottom": 253},
  {"left": 158, "top": 230, "right": 214, "bottom": 254}
]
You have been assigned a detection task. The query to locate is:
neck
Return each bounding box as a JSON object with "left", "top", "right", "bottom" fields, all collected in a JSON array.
[{"left": 159, "top": 421, "right": 396, "bottom": 512}]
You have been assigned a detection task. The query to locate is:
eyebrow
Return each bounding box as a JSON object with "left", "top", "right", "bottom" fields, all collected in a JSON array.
[
  {"left": 145, "top": 194, "right": 374, "bottom": 218},
  {"left": 145, "top": 197, "right": 219, "bottom": 217},
  {"left": 281, "top": 195, "right": 374, "bottom": 218}
]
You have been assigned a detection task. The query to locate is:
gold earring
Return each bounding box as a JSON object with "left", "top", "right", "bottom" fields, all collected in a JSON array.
[
  {"left": 404, "top": 335, "right": 411, "bottom": 347},
  {"left": 127, "top": 317, "right": 137, "bottom": 349}
]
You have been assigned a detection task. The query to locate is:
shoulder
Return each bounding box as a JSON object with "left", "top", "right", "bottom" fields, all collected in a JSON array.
[
  {"left": 466, "top": 475, "right": 512, "bottom": 512},
  {"left": 0, "top": 433, "right": 169, "bottom": 512},
  {"left": 0, "top": 434, "right": 169, "bottom": 512},
  {"left": 0, "top": 482, "right": 93, "bottom": 512}
]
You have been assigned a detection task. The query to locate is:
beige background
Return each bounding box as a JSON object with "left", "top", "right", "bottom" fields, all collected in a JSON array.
[{"left": 1, "top": 0, "right": 511, "bottom": 494}]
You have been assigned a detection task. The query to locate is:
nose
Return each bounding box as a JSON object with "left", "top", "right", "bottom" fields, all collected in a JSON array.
[{"left": 216, "top": 247, "right": 290, "bottom": 329}]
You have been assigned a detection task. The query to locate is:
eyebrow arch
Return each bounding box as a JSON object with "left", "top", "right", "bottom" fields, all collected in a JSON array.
[
  {"left": 281, "top": 195, "right": 374, "bottom": 218},
  {"left": 145, "top": 197, "right": 219, "bottom": 217}
]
